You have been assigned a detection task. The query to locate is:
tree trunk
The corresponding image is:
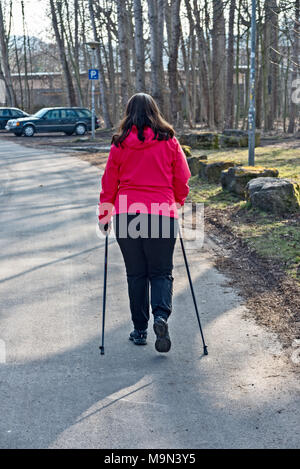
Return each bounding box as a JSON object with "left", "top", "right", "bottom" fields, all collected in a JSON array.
[
  {"left": 234, "top": 0, "right": 241, "bottom": 128},
  {"left": 88, "top": 0, "right": 112, "bottom": 128},
  {"left": 283, "top": 45, "right": 290, "bottom": 133},
  {"left": 21, "top": 1, "right": 31, "bottom": 110},
  {"left": 212, "top": 0, "right": 226, "bottom": 130},
  {"left": 133, "top": 0, "right": 145, "bottom": 92},
  {"left": 49, "top": 0, "right": 77, "bottom": 107},
  {"left": 148, "top": 0, "right": 164, "bottom": 109},
  {"left": 157, "top": 0, "right": 166, "bottom": 115},
  {"left": 0, "top": 1, "right": 15, "bottom": 106},
  {"left": 264, "top": 0, "right": 279, "bottom": 130},
  {"left": 288, "top": 0, "right": 300, "bottom": 133},
  {"left": 225, "top": 0, "right": 235, "bottom": 128},
  {"left": 193, "top": 0, "right": 210, "bottom": 125},
  {"left": 256, "top": 10, "right": 263, "bottom": 129},
  {"left": 167, "top": 0, "right": 182, "bottom": 126},
  {"left": 116, "top": 0, "right": 131, "bottom": 109},
  {"left": 14, "top": 35, "right": 24, "bottom": 109},
  {"left": 106, "top": 11, "right": 117, "bottom": 124}
]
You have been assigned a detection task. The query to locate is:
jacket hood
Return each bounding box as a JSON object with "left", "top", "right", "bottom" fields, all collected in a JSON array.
[{"left": 122, "top": 125, "right": 157, "bottom": 149}]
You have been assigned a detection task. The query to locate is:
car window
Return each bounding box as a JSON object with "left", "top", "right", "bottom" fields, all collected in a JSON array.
[
  {"left": 45, "top": 110, "right": 60, "bottom": 120},
  {"left": 34, "top": 109, "right": 48, "bottom": 118},
  {"left": 0, "top": 109, "right": 11, "bottom": 117},
  {"left": 11, "top": 110, "right": 24, "bottom": 118},
  {"left": 61, "top": 109, "right": 77, "bottom": 119},
  {"left": 76, "top": 109, "right": 92, "bottom": 118}
]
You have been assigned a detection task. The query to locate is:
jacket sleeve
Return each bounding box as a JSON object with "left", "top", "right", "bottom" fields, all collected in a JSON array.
[
  {"left": 172, "top": 138, "right": 191, "bottom": 206},
  {"left": 98, "top": 145, "right": 120, "bottom": 224}
]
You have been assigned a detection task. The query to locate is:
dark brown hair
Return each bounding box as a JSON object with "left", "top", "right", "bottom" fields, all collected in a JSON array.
[{"left": 112, "top": 93, "right": 175, "bottom": 147}]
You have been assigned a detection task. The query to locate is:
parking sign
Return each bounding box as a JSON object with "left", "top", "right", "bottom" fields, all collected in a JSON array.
[{"left": 89, "top": 69, "right": 99, "bottom": 80}]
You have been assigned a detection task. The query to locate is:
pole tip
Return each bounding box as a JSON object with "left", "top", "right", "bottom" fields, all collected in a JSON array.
[
  {"left": 204, "top": 346, "right": 208, "bottom": 356},
  {"left": 99, "top": 346, "right": 105, "bottom": 356}
]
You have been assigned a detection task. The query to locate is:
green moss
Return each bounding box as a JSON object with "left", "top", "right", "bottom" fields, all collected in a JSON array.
[
  {"left": 187, "top": 146, "right": 300, "bottom": 281},
  {"left": 292, "top": 182, "right": 300, "bottom": 205},
  {"left": 188, "top": 176, "right": 243, "bottom": 209},
  {"left": 236, "top": 213, "right": 300, "bottom": 280},
  {"left": 191, "top": 146, "right": 299, "bottom": 182},
  {"left": 213, "top": 134, "right": 220, "bottom": 149},
  {"left": 181, "top": 145, "right": 192, "bottom": 157}
]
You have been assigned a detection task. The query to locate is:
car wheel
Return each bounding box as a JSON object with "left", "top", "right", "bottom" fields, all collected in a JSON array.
[
  {"left": 75, "top": 124, "right": 86, "bottom": 136},
  {"left": 24, "top": 125, "right": 35, "bottom": 137}
]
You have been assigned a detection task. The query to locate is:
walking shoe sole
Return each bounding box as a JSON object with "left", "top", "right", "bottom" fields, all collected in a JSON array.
[
  {"left": 153, "top": 320, "right": 171, "bottom": 353},
  {"left": 133, "top": 339, "right": 147, "bottom": 346},
  {"left": 129, "top": 336, "right": 147, "bottom": 345}
]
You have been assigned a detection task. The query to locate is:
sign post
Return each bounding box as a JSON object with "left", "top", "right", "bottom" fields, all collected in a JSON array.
[
  {"left": 248, "top": 0, "right": 256, "bottom": 166},
  {"left": 85, "top": 41, "right": 100, "bottom": 140}
]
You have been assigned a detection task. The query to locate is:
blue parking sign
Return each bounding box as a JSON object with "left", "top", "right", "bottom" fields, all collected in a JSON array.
[{"left": 89, "top": 69, "right": 99, "bottom": 80}]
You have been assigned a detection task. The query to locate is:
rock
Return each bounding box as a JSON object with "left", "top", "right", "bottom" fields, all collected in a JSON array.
[
  {"left": 179, "top": 130, "right": 260, "bottom": 149},
  {"left": 199, "top": 161, "right": 236, "bottom": 183},
  {"left": 223, "top": 129, "right": 248, "bottom": 137},
  {"left": 179, "top": 133, "right": 220, "bottom": 149},
  {"left": 181, "top": 145, "right": 192, "bottom": 157},
  {"left": 199, "top": 161, "right": 208, "bottom": 178},
  {"left": 221, "top": 129, "right": 261, "bottom": 147},
  {"left": 245, "top": 177, "right": 300, "bottom": 215},
  {"left": 221, "top": 166, "right": 279, "bottom": 198},
  {"left": 187, "top": 156, "right": 200, "bottom": 176},
  {"left": 199, "top": 154, "right": 208, "bottom": 160}
]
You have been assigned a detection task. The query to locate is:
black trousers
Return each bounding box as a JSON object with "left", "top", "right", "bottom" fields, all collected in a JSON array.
[{"left": 114, "top": 214, "right": 178, "bottom": 331}]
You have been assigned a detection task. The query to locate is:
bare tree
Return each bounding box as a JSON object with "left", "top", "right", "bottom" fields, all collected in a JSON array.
[
  {"left": 148, "top": 0, "right": 165, "bottom": 109},
  {"left": 88, "top": 0, "right": 112, "bottom": 128},
  {"left": 264, "top": 0, "right": 279, "bottom": 130},
  {"left": 193, "top": 0, "right": 210, "bottom": 125},
  {"left": 212, "top": 0, "right": 226, "bottom": 129},
  {"left": 225, "top": 0, "right": 236, "bottom": 128},
  {"left": 0, "top": 0, "right": 15, "bottom": 105},
  {"left": 49, "top": 0, "right": 77, "bottom": 106},
  {"left": 133, "top": 0, "right": 145, "bottom": 92},
  {"left": 116, "top": 0, "right": 131, "bottom": 109},
  {"left": 167, "top": 0, "right": 182, "bottom": 125},
  {"left": 288, "top": 0, "right": 300, "bottom": 133}
]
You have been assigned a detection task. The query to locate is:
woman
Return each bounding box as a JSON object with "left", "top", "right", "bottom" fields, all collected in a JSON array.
[{"left": 98, "top": 93, "right": 191, "bottom": 353}]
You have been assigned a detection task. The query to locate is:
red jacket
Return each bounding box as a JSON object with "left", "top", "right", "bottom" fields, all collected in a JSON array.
[{"left": 98, "top": 125, "right": 191, "bottom": 224}]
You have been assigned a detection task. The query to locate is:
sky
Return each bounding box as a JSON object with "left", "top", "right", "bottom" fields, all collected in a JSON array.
[{"left": 9, "top": 0, "right": 50, "bottom": 41}]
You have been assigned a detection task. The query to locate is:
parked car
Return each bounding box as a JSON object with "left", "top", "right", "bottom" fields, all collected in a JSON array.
[
  {"left": 5, "top": 107, "right": 99, "bottom": 137},
  {"left": 0, "top": 107, "right": 29, "bottom": 130}
]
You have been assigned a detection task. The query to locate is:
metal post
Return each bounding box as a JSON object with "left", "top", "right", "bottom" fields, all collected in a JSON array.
[
  {"left": 248, "top": 0, "right": 256, "bottom": 166},
  {"left": 91, "top": 48, "right": 96, "bottom": 140}
]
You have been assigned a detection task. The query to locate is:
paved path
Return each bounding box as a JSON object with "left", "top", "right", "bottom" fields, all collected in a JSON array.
[{"left": 0, "top": 139, "right": 299, "bottom": 449}]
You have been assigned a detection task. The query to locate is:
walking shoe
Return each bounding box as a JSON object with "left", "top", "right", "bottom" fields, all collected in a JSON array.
[
  {"left": 129, "top": 329, "right": 147, "bottom": 345},
  {"left": 153, "top": 317, "right": 171, "bottom": 353}
]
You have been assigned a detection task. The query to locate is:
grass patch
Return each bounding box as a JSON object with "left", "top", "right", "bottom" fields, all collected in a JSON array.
[
  {"left": 188, "top": 175, "right": 245, "bottom": 209},
  {"left": 189, "top": 145, "right": 300, "bottom": 281},
  {"left": 233, "top": 208, "right": 300, "bottom": 280},
  {"left": 193, "top": 145, "right": 300, "bottom": 182}
]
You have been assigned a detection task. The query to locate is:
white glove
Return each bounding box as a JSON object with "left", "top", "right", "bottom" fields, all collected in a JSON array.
[{"left": 98, "top": 221, "right": 112, "bottom": 236}]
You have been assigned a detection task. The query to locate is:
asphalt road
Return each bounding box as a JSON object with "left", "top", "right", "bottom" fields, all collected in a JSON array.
[{"left": 0, "top": 139, "right": 299, "bottom": 449}]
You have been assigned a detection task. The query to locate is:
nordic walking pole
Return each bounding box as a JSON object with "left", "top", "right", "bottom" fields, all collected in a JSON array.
[
  {"left": 178, "top": 226, "right": 208, "bottom": 355},
  {"left": 99, "top": 233, "right": 108, "bottom": 356}
]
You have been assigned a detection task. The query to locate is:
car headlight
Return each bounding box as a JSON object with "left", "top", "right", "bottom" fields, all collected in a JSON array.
[{"left": 9, "top": 120, "right": 18, "bottom": 127}]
